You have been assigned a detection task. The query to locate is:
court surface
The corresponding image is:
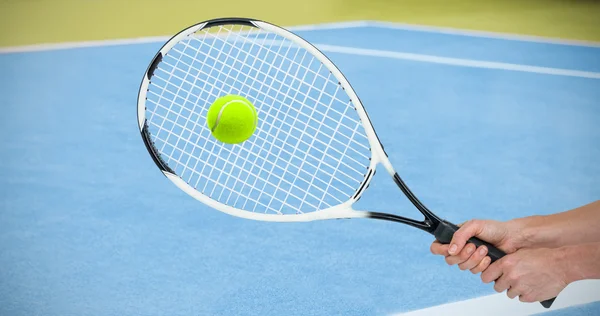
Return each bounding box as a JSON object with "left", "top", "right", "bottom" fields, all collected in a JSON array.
[{"left": 1, "top": 22, "right": 599, "bottom": 316}]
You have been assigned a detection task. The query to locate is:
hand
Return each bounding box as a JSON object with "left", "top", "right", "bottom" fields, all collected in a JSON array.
[
  {"left": 430, "top": 219, "right": 527, "bottom": 273},
  {"left": 481, "top": 247, "right": 569, "bottom": 302}
]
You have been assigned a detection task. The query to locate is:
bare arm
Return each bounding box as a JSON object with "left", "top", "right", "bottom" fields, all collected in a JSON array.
[
  {"left": 520, "top": 200, "right": 600, "bottom": 249},
  {"left": 564, "top": 241, "right": 600, "bottom": 283}
]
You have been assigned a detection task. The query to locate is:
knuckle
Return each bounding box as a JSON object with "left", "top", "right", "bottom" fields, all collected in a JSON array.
[
  {"left": 516, "top": 286, "right": 527, "bottom": 295},
  {"left": 501, "top": 257, "right": 514, "bottom": 268},
  {"left": 476, "top": 246, "right": 488, "bottom": 258},
  {"left": 471, "top": 263, "right": 485, "bottom": 274},
  {"left": 466, "top": 257, "right": 479, "bottom": 269},
  {"left": 455, "top": 221, "right": 473, "bottom": 237},
  {"left": 469, "top": 249, "right": 481, "bottom": 261},
  {"left": 468, "top": 260, "right": 480, "bottom": 270},
  {"left": 461, "top": 220, "right": 476, "bottom": 231},
  {"left": 461, "top": 248, "right": 473, "bottom": 260},
  {"left": 507, "top": 273, "right": 519, "bottom": 283},
  {"left": 469, "top": 219, "right": 481, "bottom": 227},
  {"left": 458, "top": 262, "right": 469, "bottom": 271}
]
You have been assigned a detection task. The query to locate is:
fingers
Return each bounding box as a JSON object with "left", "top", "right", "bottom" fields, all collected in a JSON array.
[
  {"left": 507, "top": 285, "right": 530, "bottom": 300},
  {"left": 470, "top": 256, "right": 491, "bottom": 274},
  {"left": 458, "top": 246, "right": 488, "bottom": 271},
  {"left": 433, "top": 242, "right": 492, "bottom": 274},
  {"left": 445, "top": 243, "right": 477, "bottom": 265},
  {"left": 493, "top": 274, "right": 511, "bottom": 293},
  {"left": 507, "top": 287, "right": 520, "bottom": 299},
  {"left": 430, "top": 241, "right": 449, "bottom": 256},
  {"left": 518, "top": 293, "right": 536, "bottom": 303},
  {"left": 518, "top": 288, "right": 536, "bottom": 303},
  {"left": 448, "top": 220, "right": 485, "bottom": 255},
  {"left": 481, "top": 260, "right": 504, "bottom": 284}
]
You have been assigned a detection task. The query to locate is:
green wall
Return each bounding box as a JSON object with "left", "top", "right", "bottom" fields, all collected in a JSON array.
[{"left": 1, "top": 0, "right": 599, "bottom": 47}]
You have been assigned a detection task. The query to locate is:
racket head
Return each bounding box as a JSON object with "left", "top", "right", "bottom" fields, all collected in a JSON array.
[{"left": 137, "top": 17, "right": 393, "bottom": 222}]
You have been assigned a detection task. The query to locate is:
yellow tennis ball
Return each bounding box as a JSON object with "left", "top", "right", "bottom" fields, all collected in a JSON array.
[{"left": 206, "top": 95, "right": 257, "bottom": 144}]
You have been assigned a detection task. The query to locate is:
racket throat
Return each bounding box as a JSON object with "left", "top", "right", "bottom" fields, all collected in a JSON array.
[{"left": 366, "top": 211, "right": 435, "bottom": 232}]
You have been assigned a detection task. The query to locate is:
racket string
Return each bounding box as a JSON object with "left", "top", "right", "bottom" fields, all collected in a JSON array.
[
  {"left": 165, "top": 28, "right": 215, "bottom": 162},
  {"left": 149, "top": 34, "right": 198, "bottom": 158},
  {"left": 266, "top": 48, "right": 320, "bottom": 213},
  {"left": 233, "top": 28, "right": 306, "bottom": 213},
  {"left": 146, "top": 106, "right": 351, "bottom": 210},
  {"left": 159, "top": 28, "right": 368, "bottom": 145},
  {"left": 146, "top": 91, "right": 357, "bottom": 209},
  {"left": 147, "top": 116, "right": 339, "bottom": 209},
  {"left": 206, "top": 26, "right": 261, "bottom": 201},
  {"left": 145, "top": 23, "right": 372, "bottom": 215},
  {"left": 315, "top": 101, "right": 364, "bottom": 210},
  {"left": 149, "top": 55, "right": 368, "bottom": 183},
  {"left": 226, "top": 29, "right": 293, "bottom": 209},
  {"left": 146, "top": 107, "right": 358, "bottom": 194},
  {"left": 150, "top": 25, "right": 366, "bottom": 212},
  {"left": 218, "top": 27, "right": 274, "bottom": 206},
  {"left": 147, "top": 78, "right": 363, "bottom": 193},
  {"left": 193, "top": 27, "right": 330, "bottom": 212},
  {"left": 183, "top": 27, "right": 364, "bottom": 136},
  {"left": 196, "top": 26, "right": 244, "bottom": 197},
  {"left": 169, "top": 42, "right": 368, "bottom": 149},
  {"left": 151, "top": 59, "right": 370, "bottom": 170},
  {"left": 201, "top": 25, "right": 336, "bottom": 90}
]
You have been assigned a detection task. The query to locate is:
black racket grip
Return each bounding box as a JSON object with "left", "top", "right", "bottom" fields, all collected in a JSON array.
[
  {"left": 434, "top": 221, "right": 505, "bottom": 262},
  {"left": 433, "top": 220, "right": 556, "bottom": 308}
]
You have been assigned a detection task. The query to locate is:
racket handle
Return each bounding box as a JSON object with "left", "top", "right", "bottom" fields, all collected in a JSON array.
[
  {"left": 434, "top": 221, "right": 505, "bottom": 262},
  {"left": 433, "top": 220, "right": 556, "bottom": 308}
]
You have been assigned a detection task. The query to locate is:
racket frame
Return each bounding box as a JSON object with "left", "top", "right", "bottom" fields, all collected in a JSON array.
[{"left": 137, "top": 18, "right": 431, "bottom": 224}]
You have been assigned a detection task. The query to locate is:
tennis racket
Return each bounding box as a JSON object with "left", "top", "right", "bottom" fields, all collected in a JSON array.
[{"left": 137, "top": 17, "right": 555, "bottom": 308}]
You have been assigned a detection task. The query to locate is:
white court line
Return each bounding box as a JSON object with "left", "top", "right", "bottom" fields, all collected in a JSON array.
[
  {"left": 2, "top": 19, "right": 600, "bottom": 54},
  {"left": 288, "top": 20, "right": 369, "bottom": 31},
  {"left": 0, "top": 21, "right": 368, "bottom": 54},
  {"left": 392, "top": 280, "right": 600, "bottom": 316},
  {"left": 0, "top": 36, "right": 172, "bottom": 54},
  {"left": 365, "top": 20, "right": 600, "bottom": 48},
  {"left": 192, "top": 39, "right": 599, "bottom": 79},
  {"left": 315, "top": 44, "right": 600, "bottom": 79}
]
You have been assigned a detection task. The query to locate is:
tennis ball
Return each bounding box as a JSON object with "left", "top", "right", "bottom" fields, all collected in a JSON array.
[{"left": 206, "top": 94, "right": 257, "bottom": 144}]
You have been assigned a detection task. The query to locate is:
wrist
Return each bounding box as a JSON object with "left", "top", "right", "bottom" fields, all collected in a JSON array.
[
  {"left": 508, "top": 215, "right": 547, "bottom": 249},
  {"left": 554, "top": 246, "right": 576, "bottom": 285},
  {"left": 560, "top": 243, "right": 600, "bottom": 284}
]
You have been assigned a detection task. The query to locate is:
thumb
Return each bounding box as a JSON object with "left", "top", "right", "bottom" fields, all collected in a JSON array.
[{"left": 448, "top": 220, "right": 492, "bottom": 255}]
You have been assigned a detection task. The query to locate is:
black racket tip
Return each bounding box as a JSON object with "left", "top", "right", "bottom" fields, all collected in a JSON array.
[{"left": 541, "top": 297, "right": 556, "bottom": 308}]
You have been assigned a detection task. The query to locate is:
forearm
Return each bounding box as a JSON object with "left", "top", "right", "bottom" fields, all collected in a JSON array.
[
  {"left": 561, "top": 242, "right": 600, "bottom": 283},
  {"left": 516, "top": 200, "right": 600, "bottom": 248}
]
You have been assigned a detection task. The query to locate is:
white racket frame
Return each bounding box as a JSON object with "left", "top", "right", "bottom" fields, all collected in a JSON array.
[{"left": 137, "top": 19, "right": 397, "bottom": 222}]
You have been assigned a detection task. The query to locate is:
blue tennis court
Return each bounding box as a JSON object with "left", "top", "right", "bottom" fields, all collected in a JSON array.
[{"left": 1, "top": 22, "right": 599, "bottom": 315}]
